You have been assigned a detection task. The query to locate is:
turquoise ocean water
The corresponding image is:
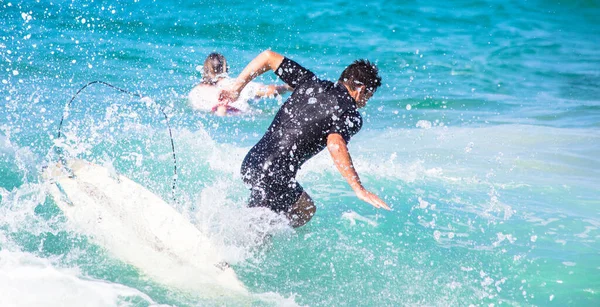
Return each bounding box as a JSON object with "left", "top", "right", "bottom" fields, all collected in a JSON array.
[{"left": 1, "top": 0, "right": 599, "bottom": 305}]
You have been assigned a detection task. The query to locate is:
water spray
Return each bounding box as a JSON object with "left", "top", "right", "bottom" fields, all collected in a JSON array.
[{"left": 54, "top": 81, "right": 178, "bottom": 202}]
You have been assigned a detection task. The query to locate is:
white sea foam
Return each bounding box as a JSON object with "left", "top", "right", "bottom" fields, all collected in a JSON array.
[
  {"left": 3, "top": 106, "right": 597, "bottom": 306},
  {"left": 341, "top": 211, "right": 378, "bottom": 227},
  {"left": 351, "top": 124, "right": 600, "bottom": 188},
  {"left": 492, "top": 232, "right": 517, "bottom": 247},
  {"left": 0, "top": 250, "right": 164, "bottom": 307},
  {"left": 416, "top": 120, "right": 432, "bottom": 129},
  {"left": 189, "top": 178, "right": 293, "bottom": 264},
  {"left": 2, "top": 123, "right": 302, "bottom": 305}
]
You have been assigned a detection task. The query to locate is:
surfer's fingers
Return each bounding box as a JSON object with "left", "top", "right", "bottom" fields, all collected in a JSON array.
[
  {"left": 218, "top": 90, "right": 232, "bottom": 104},
  {"left": 360, "top": 190, "right": 390, "bottom": 210},
  {"left": 375, "top": 197, "right": 390, "bottom": 210},
  {"left": 367, "top": 196, "right": 382, "bottom": 209},
  {"left": 376, "top": 201, "right": 389, "bottom": 210},
  {"left": 366, "top": 200, "right": 379, "bottom": 209},
  {"left": 372, "top": 195, "right": 391, "bottom": 211},
  {"left": 217, "top": 92, "right": 227, "bottom": 103}
]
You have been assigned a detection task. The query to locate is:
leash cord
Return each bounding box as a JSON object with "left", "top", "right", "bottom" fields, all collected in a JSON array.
[{"left": 56, "top": 81, "right": 178, "bottom": 201}]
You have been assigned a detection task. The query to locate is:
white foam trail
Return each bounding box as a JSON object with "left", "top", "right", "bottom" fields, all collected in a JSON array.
[
  {"left": 416, "top": 120, "right": 432, "bottom": 129},
  {"left": 0, "top": 182, "right": 54, "bottom": 236},
  {"left": 0, "top": 250, "right": 165, "bottom": 307},
  {"left": 174, "top": 128, "right": 248, "bottom": 177},
  {"left": 252, "top": 292, "right": 304, "bottom": 307},
  {"left": 352, "top": 124, "right": 599, "bottom": 186},
  {"left": 191, "top": 179, "right": 294, "bottom": 264},
  {"left": 341, "top": 211, "right": 378, "bottom": 227}
]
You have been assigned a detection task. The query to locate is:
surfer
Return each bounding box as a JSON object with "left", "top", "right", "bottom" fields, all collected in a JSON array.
[
  {"left": 188, "top": 53, "right": 291, "bottom": 116},
  {"left": 219, "top": 50, "right": 391, "bottom": 227}
]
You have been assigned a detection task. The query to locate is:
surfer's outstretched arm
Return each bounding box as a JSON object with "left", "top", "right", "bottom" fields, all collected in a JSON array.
[
  {"left": 327, "top": 133, "right": 390, "bottom": 210},
  {"left": 219, "top": 50, "right": 284, "bottom": 104},
  {"left": 254, "top": 84, "right": 293, "bottom": 98}
]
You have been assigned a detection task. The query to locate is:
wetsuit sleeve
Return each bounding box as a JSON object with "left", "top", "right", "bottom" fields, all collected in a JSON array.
[
  {"left": 328, "top": 111, "right": 363, "bottom": 143},
  {"left": 274, "top": 57, "right": 316, "bottom": 88}
]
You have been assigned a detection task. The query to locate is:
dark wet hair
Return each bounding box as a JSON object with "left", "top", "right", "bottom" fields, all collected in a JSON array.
[
  {"left": 338, "top": 59, "right": 381, "bottom": 93},
  {"left": 202, "top": 53, "right": 228, "bottom": 85}
]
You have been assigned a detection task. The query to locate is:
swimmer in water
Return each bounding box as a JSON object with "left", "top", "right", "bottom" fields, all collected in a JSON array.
[
  {"left": 219, "top": 50, "right": 391, "bottom": 227},
  {"left": 188, "top": 53, "right": 291, "bottom": 116}
]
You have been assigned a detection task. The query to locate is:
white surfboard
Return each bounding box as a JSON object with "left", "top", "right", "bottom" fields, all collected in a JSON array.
[
  {"left": 43, "top": 159, "right": 247, "bottom": 297},
  {"left": 188, "top": 79, "right": 263, "bottom": 113}
]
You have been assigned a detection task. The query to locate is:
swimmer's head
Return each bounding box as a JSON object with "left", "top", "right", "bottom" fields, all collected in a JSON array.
[
  {"left": 339, "top": 60, "right": 381, "bottom": 108},
  {"left": 202, "top": 53, "right": 228, "bottom": 85}
]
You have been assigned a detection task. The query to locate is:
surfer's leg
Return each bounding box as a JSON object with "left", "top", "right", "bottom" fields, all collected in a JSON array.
[{"left": 286, "top": 191, "right": 316, "bottom": 228}]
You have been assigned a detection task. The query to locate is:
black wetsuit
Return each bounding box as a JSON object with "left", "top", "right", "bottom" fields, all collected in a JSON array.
[{"left": 241, "top": 57, "right": 362, "bottom": 213}]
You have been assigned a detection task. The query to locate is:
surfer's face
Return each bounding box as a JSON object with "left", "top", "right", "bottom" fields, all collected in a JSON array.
[{"left": 355, "top": 86, "right": 373, "bottom": 108}]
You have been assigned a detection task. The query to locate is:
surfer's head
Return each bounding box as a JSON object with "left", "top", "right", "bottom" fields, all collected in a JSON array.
[
  {"left": 338, "top": 60, "right": 381, "bottom": 108},
  {"left": 202, "top": 53, "right": 228, "bottom": 85}
]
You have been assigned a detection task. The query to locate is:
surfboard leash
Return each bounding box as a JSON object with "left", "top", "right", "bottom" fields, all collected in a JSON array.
[{"left": 55, "top": 80, "right": 178, "bottom": 202}]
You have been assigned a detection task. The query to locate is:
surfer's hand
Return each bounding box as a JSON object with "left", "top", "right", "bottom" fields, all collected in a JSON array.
[
  {"left": 356, "top": 188, "right": 391, "bottom": 210},
  {"left": 218, "top": 90, "right": 236, "bottom": 105},
  {"left": 219, "top": 78, "right": 247, "bottom": 104}
]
